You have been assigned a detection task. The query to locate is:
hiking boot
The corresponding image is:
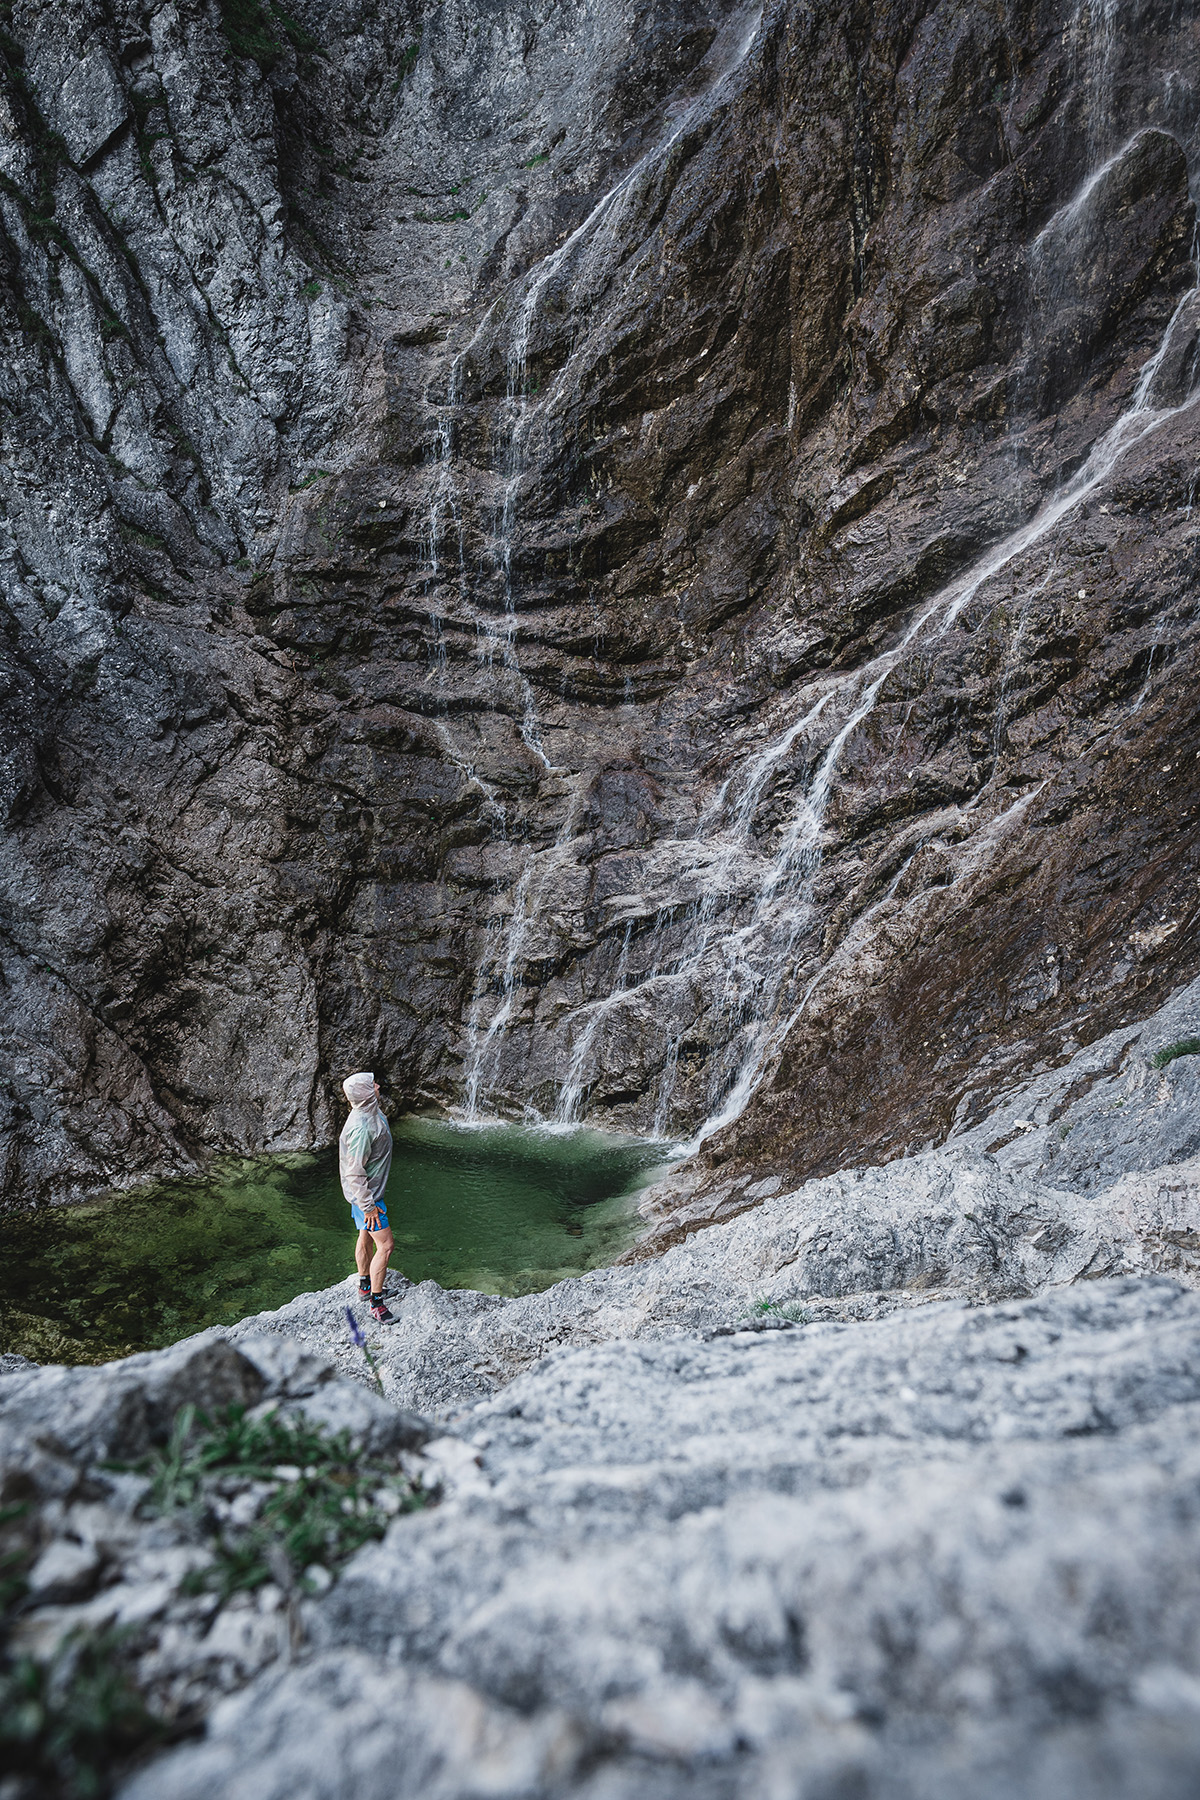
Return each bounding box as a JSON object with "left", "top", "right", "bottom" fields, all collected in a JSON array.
[{"left": 369, "top": 1296, "right": 395, "bottom": 1323}]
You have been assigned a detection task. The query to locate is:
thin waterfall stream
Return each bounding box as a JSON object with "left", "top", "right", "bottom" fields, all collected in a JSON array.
[{"left": 414, "top": 7, "right": 1200, "bottom": 1155}]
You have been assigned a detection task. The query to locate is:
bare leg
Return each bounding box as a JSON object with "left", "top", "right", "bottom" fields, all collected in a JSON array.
[
  {"left": 369, "top": 1227, "right": 394, "bottom": 1294},
  {"left": 355, "top": 1229, "right": 373, "bottom": 1280}
]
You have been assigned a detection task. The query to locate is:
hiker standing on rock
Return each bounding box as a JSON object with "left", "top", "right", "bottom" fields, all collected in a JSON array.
[{"left": 339, "top": 1071, "right": 396, "bottom": 1323}]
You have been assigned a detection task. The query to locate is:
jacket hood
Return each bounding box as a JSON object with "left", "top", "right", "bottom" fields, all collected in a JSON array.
[{"left": 342, "top": 1071, "right": 378, "bottom": 1110}]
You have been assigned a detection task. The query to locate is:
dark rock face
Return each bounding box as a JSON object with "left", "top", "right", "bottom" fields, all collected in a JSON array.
[{"left": 2, "top": 0, "right": 1199, "bottom": 1205}]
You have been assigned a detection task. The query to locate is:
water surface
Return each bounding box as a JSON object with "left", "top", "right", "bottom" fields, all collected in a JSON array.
[{"left": 0, "top": 1118, "right": 667, "bottom": 1365}]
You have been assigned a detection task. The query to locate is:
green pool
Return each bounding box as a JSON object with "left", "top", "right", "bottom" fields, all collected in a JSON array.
[{"left": 0, "top": 1118, "right": 669, "bottom": 1366}]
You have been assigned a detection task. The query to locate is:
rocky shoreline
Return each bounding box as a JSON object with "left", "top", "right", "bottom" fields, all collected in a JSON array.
[{"left": 4, "top": 988, "right": 1200, "bottom": 1797}]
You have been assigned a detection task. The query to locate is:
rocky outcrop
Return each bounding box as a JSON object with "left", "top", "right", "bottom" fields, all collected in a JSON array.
[
  {"left": 0, "top": 1324, "right": 444, "bottom": 1785},
  {"left": 635, "top": 963, "right": 1200, "bottom": 1256},
  {"left": 5, "top": 1002, "right": 1200, "bottom": 1794},
  {"left": 226, "top": 985, "right": 1200, "bottom": 1412},
  {"left": 7, "top": 1265, "right": 1200, "bottom": 1797},
  {"left": 1, "top": 0, "right": 1199, "bottom": 1208}
]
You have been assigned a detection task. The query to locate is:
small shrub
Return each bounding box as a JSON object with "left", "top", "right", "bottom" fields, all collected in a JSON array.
[
  {"left": 0, "top": 1630, "right": 164, "bottom": 1800},
  {"left": 745, "top": 1298, "right": 812, "bottom": 1326},
  {"left": 1152, "top": 1036, "right": 1200, "bottom": 1070},
  {"left": 524, "top": 152, "right": 550, "bottom": 168},
  {"left": 301, "top": 278, "right": 322, "bottom": 299},
  {"left": 138, "top": 1402, "right": 424, "bottom": 1599}
]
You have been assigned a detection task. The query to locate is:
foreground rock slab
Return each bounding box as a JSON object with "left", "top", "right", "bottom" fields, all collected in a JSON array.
[
  {"left": 0, "top": 1330, "right": 438, "bottom": 1771},
  {"left": 124, "top": 1277, "right": 1200, "bottom": 1799}
]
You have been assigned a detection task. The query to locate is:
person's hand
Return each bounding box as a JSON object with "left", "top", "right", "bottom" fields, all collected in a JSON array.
[{"left": 363, "top": 1205, "right": 382, "bottom": 1231}]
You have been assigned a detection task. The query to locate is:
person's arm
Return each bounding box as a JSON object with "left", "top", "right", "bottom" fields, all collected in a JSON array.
[{"left": 342, "top": 1120, "right": 378, "bottom": 1219}]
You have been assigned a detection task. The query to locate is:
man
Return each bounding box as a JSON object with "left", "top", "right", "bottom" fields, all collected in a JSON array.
[{"left": 339, "top": 1070, "right": 396, "bottom": 1323}]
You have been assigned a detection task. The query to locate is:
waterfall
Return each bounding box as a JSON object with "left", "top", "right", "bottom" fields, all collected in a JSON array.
[
  {"left": 670, "top": 280, "right": 1200, "bottom": 1145},
  {"left": 447, "top": 6, "right": 1200, "bottom": 1146},
  {"left": 544, "top": 253, "right": 1200, "bottom": 1146},
  {"left": 454, "top": 5, "right": 766, "bottom": 1123}
]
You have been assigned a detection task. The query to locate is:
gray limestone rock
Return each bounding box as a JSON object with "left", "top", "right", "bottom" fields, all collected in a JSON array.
[
  {"left": 0, "top": 1323, "right": 440, "bottom": 1745},
  {"left": 2, "top": 0, "right": 1200, "bottom": 1210},
  {"left": 0, "top": 1330, "right": 267, "bottom": 1486},
  {"left": 4, "top": 1, "right": 1200, "bottom": 1785},
  {"left": 228, "top": 1120, "right": 1200, "bottom": 1417},
  {"left": 120, "top": 1277, "right": 1200, "bottom": 1799},
  {"left": 6, "top": 1031, "right": 1200, "bottom": 1797}
]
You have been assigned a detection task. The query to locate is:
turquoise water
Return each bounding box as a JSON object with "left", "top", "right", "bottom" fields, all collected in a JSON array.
[{"left": 0, "top": 1118, "right": 668, "bottom": 1365}]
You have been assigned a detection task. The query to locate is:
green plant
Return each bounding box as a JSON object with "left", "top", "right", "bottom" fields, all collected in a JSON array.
[
  {"left": 218, "top": 0, "right": 315, "bottom": 70},
  {"left": 345, "top": 1306, "right": 384, "bottom": 1396},
  {"left": 301, "top": 278, "right": 322, "bottom": 299},
  {"left": 139, "top": 1403, "right": 423, "bottom": 1599},
  {"left": 390, "top": 41, "right": 420, "bottom": 90},
  {"left": 745, "top": 1298, "right": 812, "bottom": 1325},
  {"left": 116, "top": 522, "right": 169, "bottom": 554},
  {"left": 0, "top": 1630, "right": 164, "bottom": 1800},
  {"left": 1152, "top": 1036, "right": 1200, "bottom": 1069},
  {"left": 523, "top": 151, "right": 550, "bottom": 168},
  {"left": 289, "top": 467, "right": 332, "bottom": 493},
  {"left": 0, "top": 1501, "right": 31, "bottom": 1613}
]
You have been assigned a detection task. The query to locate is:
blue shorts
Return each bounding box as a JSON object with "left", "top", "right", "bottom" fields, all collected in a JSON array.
[{"left": 350, "top": 1202, "right": 389, "bottom": 1231}]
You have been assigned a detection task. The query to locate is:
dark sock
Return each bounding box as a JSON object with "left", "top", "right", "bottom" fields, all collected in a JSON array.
[{"left": 371, "top": 1292, "right": 383, "bottom": 1303}]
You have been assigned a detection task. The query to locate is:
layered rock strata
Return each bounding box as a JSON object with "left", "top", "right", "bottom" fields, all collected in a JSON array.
[{"left": 1, "top": 0, "right": 1199, "bottom": 1208}]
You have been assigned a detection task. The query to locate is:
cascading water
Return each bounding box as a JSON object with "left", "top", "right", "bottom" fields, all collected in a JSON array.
[
  {"left": 444, "top": 1, "right": 1200, "bottom": 1146},
  {"left": 451, "top": 5, "right": 767, "bottom": 1122},
  {"left": 532, "top": 285, "right": 1197, "bottom": 1150}
]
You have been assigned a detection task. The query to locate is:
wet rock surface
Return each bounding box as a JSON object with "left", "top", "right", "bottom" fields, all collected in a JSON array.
[
  {"left": 1, "top": 0, "right": 1199, "bottom": 1210},
  {"left": 634, "top": 966, "right": 1200, "bottom": 1256}
]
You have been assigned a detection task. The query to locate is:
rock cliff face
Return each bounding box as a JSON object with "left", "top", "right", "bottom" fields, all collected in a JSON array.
[{"left": 1, "top": 0, "right": 1199, "bottom": 1205}]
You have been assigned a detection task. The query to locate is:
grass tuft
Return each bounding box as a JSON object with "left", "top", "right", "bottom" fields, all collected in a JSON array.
[
  {"left": 138, "top": 1402, "right": 424, "bottom": 1599},
  {"left": 218, "top": 0, "right": 316, "bottom": 71},
  {"left": 1152, "top": 1036, "right": 1200, "bottom": 1070},
  {"left": 745, "top": 1298, "right": 812, "bottom": 1325},
  {"left": 1, "top": 1503, "right": 162, "bottom": 1798},
  {"left": 0, "top": 1630, "right": 164, "bottom": 1800},
  {"left": 390, "top": 42, "right": 420, "bottom": 91}
]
